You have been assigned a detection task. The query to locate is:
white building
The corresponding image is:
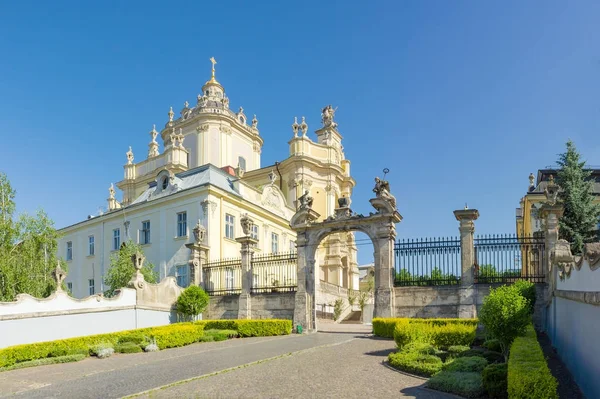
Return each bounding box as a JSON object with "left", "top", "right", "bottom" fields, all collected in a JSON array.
[{"left": 59, "top": 59, "right": 359, "bottom": 299}]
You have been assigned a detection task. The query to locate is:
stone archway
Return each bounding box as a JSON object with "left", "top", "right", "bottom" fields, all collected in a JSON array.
[{"left": 290, "top": 179, "right": 402, "bottom": 331}]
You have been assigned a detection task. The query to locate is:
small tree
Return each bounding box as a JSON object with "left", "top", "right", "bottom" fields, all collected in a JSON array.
[
  {"left": 556, "top": 140, "right": 600, "bottom": 254},
  {"left": 479, "top": 285, "right": 530, "bottom": 360},
  {"left": 176, "top": 285, "right": 209, "bottom": 321},
  {"left": 104, "top": 241, "right": 157, "bottom": 297}
]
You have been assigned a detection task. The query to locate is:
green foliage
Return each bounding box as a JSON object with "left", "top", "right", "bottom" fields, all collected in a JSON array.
[
  {"left": 333, "top": 298, "right": 344, "bottom": 321},
  {"left": 204, "top": 329, "right": 238, "bottom": 338},
  {"left": 556, "top": 140, "right": 600, "bottom": 254},
  {"left": 388, "top": 351, "right": 443, "bottom": 377},
  {"left": 372, "top": 317, "right": 479, "bottom": 338},
  {"left": 394, "top": 267, "right": 459, "bottom": 286},
  {"left": 199, "top": 319, "right": 292, "bottom": 337},
  {"left": 483, "top": 363, "right": 508, "bottom": 399},
  {"left": 483, "top": 339, "right": 502, "bottom": 353},
  {"left": 176, "top": 286, "right": 210, "bottom": 320},
  {"left": 114, "top": 342, "right": 143, "bottom": 354},
  {"left": 427, "top": 371, "right": 484, "bottom": 399},
  {"left": 393, "top": 320, "right": 477, "bottom": 349},
  {"left": 117, "top": 333, "right": 150, "bottom": 346},
  {"left": 479, "top": 285, "right": 530, "bottom": 359},
  {"left": 197, "top": 335, "right": 215, "bottom": 342},
  {"left": 458, "top": 348, "right": 504, "bottom": 364},
  {"left": 104, "top": 240, "right": 157, "bottom": 297},
  {"left": 400, "top": 342, "right": 437, "bottom": 356},
  {"left": 147, "top": 324, "right": 205, "bottom": 349},
  {"left": 443, "top": 356, "right": 488, "bottom": 373},
  {"left": 508, "top": 324, "right": 558, "bottom": 399},
  {"left": 0, "top": 173, "right": 65, "bottom": 301},
  {"left": 513, "top": 280, "right": 536, "bottom": 315},
  {"left": 0, "top": 354, "right": 86, "bottom": 372},
  {"left": 347, "top": 291, "right": 357, "bottom": 307},
  {"left": 447, "top": 345, "right": 471, "bottom": 356}
]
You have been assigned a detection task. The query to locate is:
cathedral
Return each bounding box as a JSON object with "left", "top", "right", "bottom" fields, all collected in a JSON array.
[{"left": 59, "top": 58, "right": 359, "bottom": 299}]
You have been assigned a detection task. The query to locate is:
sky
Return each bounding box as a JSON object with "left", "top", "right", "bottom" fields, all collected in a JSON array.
[{"left": 1, "top": 1, "right": 599, "bottom": 265}]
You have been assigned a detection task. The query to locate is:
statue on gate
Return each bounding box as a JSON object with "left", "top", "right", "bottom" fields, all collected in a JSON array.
[{"left": 373, "top": 177, "right": 396, "bottom": 209}]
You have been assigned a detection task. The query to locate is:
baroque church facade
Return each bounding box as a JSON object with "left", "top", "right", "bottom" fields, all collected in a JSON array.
[{"left": 59, "top": 59, "right": 359, "bottom": 299}]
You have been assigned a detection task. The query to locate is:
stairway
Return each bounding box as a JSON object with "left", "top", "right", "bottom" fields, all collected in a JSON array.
[{"left": 340, "top": 310, "right": 362, "bottom": 324}]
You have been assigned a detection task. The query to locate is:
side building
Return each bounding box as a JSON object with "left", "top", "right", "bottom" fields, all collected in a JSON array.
[{"left": 59, "top": 59, "right": 359, "bottom": 299}]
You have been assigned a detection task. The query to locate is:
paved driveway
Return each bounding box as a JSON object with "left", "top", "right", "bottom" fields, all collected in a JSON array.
[{"left": 0, "top": 330, "right": 449, "bottom": 399}]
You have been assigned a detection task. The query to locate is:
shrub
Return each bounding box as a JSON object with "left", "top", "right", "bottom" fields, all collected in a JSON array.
[
  {"left": 427, "top": 371, "right": 484, "bottom": 398},
  {"left": 114, "top": 342, "right": 143, "bottom": 354},
  {"left": 204, "top": 329, "right": 238, "bottom": 338},
  {"left": 508, "top": 324, "right": 558, "bottom": 399},
  {"left": 388, "top": 351, "right": 443, "bottom": 377},
  {"left": 483, "top": 339, "right": 502, "bottom": 353},
  {"left": 147, "top": 324, "right": 205, "bottom": 349},
  {"left": 400, "top": 342, "right": 437, "bottom": 355},
  {"left": 176, "top": 286, "right": 210, "bottom": 320},
  {"left": 443, "top": 356, "right": 488, "bottom": 372},
  {"left": 483, "top": 363, "right": 508, "bottom": 399},
  {"left": 117, "top": 333, "right": 149, "bottom": 346},
  {"left": 0, "top": 354, "right": 86, "bottom": 372},
  {"left": 333, "top": 298, "right": 344, "bottom": 321},
  {"left": 479, "top": 285, "right": 530, "bottom": 358},
  {"left": 373, "top": 317, "right": 478, "bottom": 338},
  {"left": 447, "top": 345, "right": 470, "bottom": 356},
  {"left": 91, "top": 343, "right": 115, "bottom": 359},
  {"left": 513, "top": 280, "right": 536, "bottom": 315},
  {"left": 198, "top": 335, "right": 215, "bottom": 342},
  {"left": 458, "top": 348, "right": 504, "bottom": 364},
  {"left": 393, "top": 320, "right": 476, "bottom": 349},
  {"left": 200, "top": 319, "right": 292, "bottom": 337}
]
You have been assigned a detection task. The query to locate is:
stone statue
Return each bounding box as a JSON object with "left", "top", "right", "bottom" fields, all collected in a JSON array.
[
  {"left": 198, "top": 94, "right": 208, "bottom": 108},
  {"left": 252, "top": 114, "right": 258, "bottom": 129},
  {"left": 584, "top": 242, "right": 600, "bottom": 269},
  {"left": 544, "top": 175, "right": 560, "bottom": 206},
  {"left": 126, "top": 146, "right": 134, "bottom": 165},
  {"left": 298, "top": 190, "right": 313, "bottom": 210},
  {"left": 150, "top": 124, "right": 158, "bottom": 143},
  {"left": 170, "top": 128, "right": 177, "bottom": 147},
  {"left": 292, "top": 117, "right": 299, "bottom": 137},
  {"left": 240, "top": 213, "right": 254, "bottom": 236},
  {"left": 168, "top": 106, "right": 174, "bottom": 122},
  {"left": 373, "top": 177, "right": 396, "bottom": 209},
  {"left": 193, "top": 220, "right": 206, "bottom": 244},
  {"left": 108, "top": 183, "right": 116, "bottom": 199},
  {"left": 528, "top": 173, "right": 535, "bottom": 188},
  {"left": 321, "top": 105, "right": 338, "bottom": 128},
  {"left": 300, "top": 116, "right": 308, "bottom": 136},
  {"left": 222, "top": 96, "right": 229, "bottom": 109},
  {"left": 52, "top": 262, "right": 67, "bottom": 292},
  {"left": 268, "top": 169, "right": 277, "bottom": 185}
]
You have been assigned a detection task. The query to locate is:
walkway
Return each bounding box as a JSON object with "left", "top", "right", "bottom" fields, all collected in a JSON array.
[{"left": 0, "top": 330, "right": 450, "bottom": 399}]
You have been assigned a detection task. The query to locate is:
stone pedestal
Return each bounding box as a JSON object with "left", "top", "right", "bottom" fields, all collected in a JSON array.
[
  {"left": 373, "top": 234, "right": 395, "bottom": 318},
  {"left": 236, "top": 236, "right": 258, "bottom": 319},
  {"left": 454, "top": 209, "right": 479, "bottom": 318},
  {"left": 185, "top": 243, "right": 209, "bottom": 288},
  {"left": 540, "top": 204, "right": 564, "bottom": 301}
]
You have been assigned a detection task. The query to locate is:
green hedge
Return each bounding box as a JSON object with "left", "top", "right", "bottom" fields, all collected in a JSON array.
[
  {"left": 393, "top": 319, "right": 477, "bottom": 348},
  {"left": 199, "top": 319, "right": 292, "bottom": 337},
  {"left": 388, "top": 351, "right": 443, "bottom": 377},
  {"left": 0, "top": 354, "right": 86, "bottom": 372},
  {"left": 427, "top": 371, "right": 484, "bottom": 398},
  {"left": 483, "top": 363, "right": 508, "bottom": 399},
  {"left": 372, "top": 317, "right": 478, "bottom": 338},
  {"left": 443, "top": 356, "right": 488, "bottom": 373},
  {"left": 507, "top": 325, "right": 558, "bottom": 399}
]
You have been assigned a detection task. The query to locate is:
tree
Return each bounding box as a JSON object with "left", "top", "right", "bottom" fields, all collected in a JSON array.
[
  {"left": 556, "top": 140, "right": 600, "bottom": 254},
  {"left": 0, "top": 173, "right": 64, "bottom": 301},
  {"left": 104, "top": 240, "right": 157, "bottom": 297},
  {"left": 176, "top": 285, "right": 209, "bottom": 321}
]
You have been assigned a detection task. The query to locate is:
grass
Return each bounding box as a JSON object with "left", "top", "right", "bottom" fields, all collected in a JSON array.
[{"left": 0, "top": 354, "right": 86, "bottom": 372}]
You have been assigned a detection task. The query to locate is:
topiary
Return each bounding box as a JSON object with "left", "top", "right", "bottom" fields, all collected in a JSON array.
[
  {"left": 176, "top": 286, "right": 210, "bottom": 321},
  {"left": 482, "top": 363, "right": 508, "bottom": 398},
  {"left": 479, "top": 285, "right": 530, "bottom": 360},
  {"left": 388, "top": 351, "right": 443, "bottom": 377},
  {"left": 443, "top": 356, "right": 488, "bottom": 373}
]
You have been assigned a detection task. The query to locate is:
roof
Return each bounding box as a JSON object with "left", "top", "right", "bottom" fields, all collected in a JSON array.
[{"left": 529, "top": 168, "right": 600, "bottom": 195}]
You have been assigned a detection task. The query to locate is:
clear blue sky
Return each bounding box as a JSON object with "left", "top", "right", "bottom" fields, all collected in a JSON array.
[{"left": 1, "top": 1, "right": 599, "bottom": 265}]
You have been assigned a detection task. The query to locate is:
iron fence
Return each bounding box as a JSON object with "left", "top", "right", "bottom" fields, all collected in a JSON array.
[
  {"left": 203, "top": 257, "right": 242, "bottom": 296},
  {"left": 474, "top": 234, "right": 545, "bottom": 284},
  {"left": 394, "top": 237, "right": 461, "bottom": 286},
  {"left": 251, "top": 251, "right": 298, "bottom": 294}
]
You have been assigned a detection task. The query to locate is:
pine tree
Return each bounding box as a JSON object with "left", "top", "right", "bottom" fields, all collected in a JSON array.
[{"left": 556, "top": 140, "right": 600, "bottom": 254}]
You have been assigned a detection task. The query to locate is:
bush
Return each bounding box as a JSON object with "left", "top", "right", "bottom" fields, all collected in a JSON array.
[
  {"left": 114, "top": 342, "right": 143, "bottom": 354},
  {"left": 147, "top": 324, "right": 205, "bottom": 349},
  {"left": 176, "top": 286, "right": 210, "bottom": 320},
  {"left": 91, "top": 343, "right": 114, "bottom": 359},
  {"left": 443, "top": 356, "right": 488, "bottom": 372},
  {"left": 479, "top": 285, "right": 530, "bottom": 358},
  {"left": 0, "top": 354, "right": 86, "bottom": 372},
  {"left": 198, "top": 335, "right": 215, "bottom": 342},
  {"left": 200, "top": 319, "right": 292, "bottom": 337},
  {"left": 333, "top": 298, "right": 344, "bottom": 321},
  {"left": 427, "top": 371, "right": 484, "bottom": 398},
  {"left": 393, "top": 320, "right": 477, "bottom": 349},
  {"left": 388, "top": 351, "right": 443, "bottom": 377},
  {"left": 483, "top": 363, "right": 508, "bottom": 399},
  {"left": 447, "top": 345, "right": 470, "bottom": 356},
  {"left": 508, "top": 324, "right": 558, "bottom": 399},
  {"left": 483, "top": 339, "right": 502, "bottom": 353},
  {"left": 400, "top": 342, "right": 437, "bottom": 355},
  {"left": 458, "top": 348, "right": 504, "bottom": 364},
  {"left": 513, "top": 280, "right": 536, "bottom": 315},
  {"left": 373, "top": 317, "right": 478, "bottom": 338},
  {"left": 204, "top": 329, "right": 238, "bottom": 338},
  {"left": 117, "top": 333, "right": 149, "bottom": 346}
]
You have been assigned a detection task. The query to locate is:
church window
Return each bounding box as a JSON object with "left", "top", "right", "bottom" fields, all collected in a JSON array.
[
  {"left": 177, "top": 212, "right": 187, "bottom": 237},
  {"left": 162, "top": 177, "right": 168, "bottom": 190},
  {"left": 141, "top": 221, "right": 151, "bottom": 245},
  {"left": 88, "top": 236, "right": 95, "bottom": 256},
  {"left": 176, "top": 265, "right": 189, "bottom": 287},
  {"left": 66, "top": 241, "right": 73, "bottom": 261},
  {"left": 113, "top": 228, "right": 120, "bottom": 250},
  {"left": 88, "top": 279, "right": 95, "bottom": 296},
  {"left": 238, "top": 156, "right": 246, "bottom": 171},
  {"left": 271, "top": 233, "right": 279, "bottom": 253},
  {"left": 251, "top": 224, "right": 259, "bottom": 241},
  {"left": 225, "top": 214, "right": 235, "bottom": 239}
]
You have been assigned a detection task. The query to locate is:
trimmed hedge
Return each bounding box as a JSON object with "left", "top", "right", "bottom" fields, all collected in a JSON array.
[
  {"left": 373, "top": 317, "right": 478, "bottom": 338},
  {"left": 114, "top": 342, "right": 143, "bottom": 354},
  {"left": 393, "top": 320, "right": 477, "bottom": 349},
  {"left": 199, "top": 319, "right": 292, "bottom": 337},
  {"left": 443, "top": 356, "right": 488, "bottom": 373},
  {"left": 427, "top": 371, "right": 484, "bottom": 399},
  {"left": 483, "top": 363, "right": 508, "bottom": 399},
  {"left": 458, "top": 348, "right": 504, "bottom": 364},
  {"left": 507, "top": 324, "right": 558, "bottom": 399},
  {"left": 388, "top": 351, "right": 443, "bottom": 377}
]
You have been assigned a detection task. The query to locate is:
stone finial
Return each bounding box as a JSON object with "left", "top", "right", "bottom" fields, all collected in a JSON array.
[
  {"left": 193, "top": 220, "right": 206, "bottom": 244},
  {"left": 126, "top": 146, "right": 134, "bottom": 165},
  {"left": 168, "top": 106, "right": 174, "bottom": 122},
  {"left": 292, "top": 117, "right": 300, "bottom": 138},
  {"left": 321, "top": 105, "right": 338, "bottom": 129},
  {"left": 132, "top": 251, "right": 145, "bottom": 271},
  {"left": 108, "top": 183, "right": 116, "bottom": 200},
  {"left": 184, "top": 100, "right": 189, "bottom": 108},
  {"left": 268, "top": 169, "right": 277, "bottom": 185},
  {"left": 299, "top": 116, "right": 308, "bottom": 136},
  {"left": 148, "top": 124, "right": 160, "bottom": 157},
  {"left": 251, "top": 114, "right": 258, "bottom": 129},
  {"left": 52, "top": 261, "right": 67, "bottom": 292},
  {"left": 129, "top": 251, "right": 146, "bottom": 289},
  {"left": 529, "top": 173, "right": 535, "bottom": 189},
  {"left": 107, "top": 184, "right": 121, "bottom": 210},
  {"left": 544, "top": 175, "right": 560, "bottom": 206},
  {"left": 240, "top": 213, "right": 254, "bottom": 236}
]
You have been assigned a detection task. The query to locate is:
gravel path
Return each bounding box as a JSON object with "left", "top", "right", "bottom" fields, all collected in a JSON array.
[{"left": 0, "top": 331, "right": 449, "bottom": 399}]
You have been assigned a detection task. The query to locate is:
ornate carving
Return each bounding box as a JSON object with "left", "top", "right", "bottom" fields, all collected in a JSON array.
[
  {"left": 240, "top": 213, "right": 254, "bottom": 236},
  {"left": 181, "top": 101, "right": 192, "bottom": 120},
  {"left": 220, "top": 126, "right": 232, "bottom": 134},
  {"left": 373, "top": 177, "right": 396, "bottom": 209},
  {"left": 253, "top": 142, "right": 262, "bottom": 154},
  {"left": 552, "top": 239, "right": 575, "bottom": 280},
  {"left": 52, "top": 262, "right": 67, "bottom": 292},
  {"left": 292, "top": 117, "right": 300, "bottom": 138},
  {"left": 321, "top": 105, "right": 338, "bottom": 129},
  {"left": 298, "top": 190, "right": 313, "bottom": 210},
  {"left": 222, "top": 96, "right": 229, "bottom": 109},
  {"left": 201, "top": 199, "right": 217, "bottom": 217},
  {"left": 126, "top": 146, "right": 134, "bottom": 165},
  {"left": 129, "top": 251, "right": 146, "bottom": 289},
  {"left": 196, "top": 123, "right": 209, "bottom": 133},
  {"left": 544, "top": 175, "right": 561, "bottom": 206},
  {"left": 148, "top": 124, "right": 160, "bottom": 157},
  {"left": 300, "top": 116, "right": 308, "bottom": 136},
  {"left": 268, "top": 169, "right": 277, "bottom": 185},
  {"left": 584, "top": 242, "right": 600, "bottom": 270},
  {"left": 529, "top": 173, "right": 535, "bottom": 189},
  {"left": 193, "top": 220, "right": 206, "bottom": 244},
  {"left": 197, "top": 95, "right": 208, "bottom": 108},
  {"left": 168, "top": 106, "right": 174, "bottom": 123}
]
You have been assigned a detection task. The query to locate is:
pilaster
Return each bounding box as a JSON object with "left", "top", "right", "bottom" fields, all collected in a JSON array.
[{"left": 454, "top": 208, "right": 479, "bottom": 318}]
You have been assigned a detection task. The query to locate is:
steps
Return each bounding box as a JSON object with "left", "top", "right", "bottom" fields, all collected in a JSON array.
[{"left": 340, "top": 310, "right": 362, "bottom": 324}]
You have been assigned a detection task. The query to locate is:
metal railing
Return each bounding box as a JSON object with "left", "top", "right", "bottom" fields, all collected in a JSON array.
[
  {"left": 203, "top": 257, "right": 242, "bottom": 296},
  {"left": 394, "top": 237, "right": 461, "bottom": 286},
  {"left": 474, "top": 234, "right": 545, "bottom": 284},
  {"left": 251, "top": 251, "right": 298, "bottom": 294}
]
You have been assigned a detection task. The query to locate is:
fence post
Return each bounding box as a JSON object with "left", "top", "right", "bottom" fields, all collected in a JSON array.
[
  {"left": 236, "top": 215, "right": 258, "bottom": 319},
  {"left": 185, "top": 220, "right": 209, "bottom": 288},
  {"left": 454, "top": 208, "right": 479, "bottom": 318}
]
